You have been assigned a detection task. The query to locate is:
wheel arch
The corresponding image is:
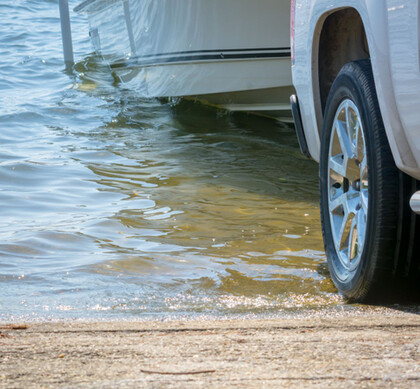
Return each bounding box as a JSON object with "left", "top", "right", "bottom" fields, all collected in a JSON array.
[{"left": 312, "top": 7, "right": 370, "bottom": 138}]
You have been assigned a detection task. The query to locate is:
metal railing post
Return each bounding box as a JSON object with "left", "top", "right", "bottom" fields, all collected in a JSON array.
[{"left": 59, "top": 0, "right": 74, "bottom": 70}]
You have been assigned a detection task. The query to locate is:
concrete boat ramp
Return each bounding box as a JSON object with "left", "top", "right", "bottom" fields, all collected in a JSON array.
[{"left": 1, "top": 308, "right": 419, "bottom": 388}]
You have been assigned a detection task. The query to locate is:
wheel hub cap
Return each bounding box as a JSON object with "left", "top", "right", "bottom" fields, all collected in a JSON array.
[{"left": 328, "top": 99, "right": 368, "bottom": 273}]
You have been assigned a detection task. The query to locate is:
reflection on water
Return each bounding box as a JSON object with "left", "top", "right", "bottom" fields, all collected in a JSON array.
[{"left": 0, "top": 1, "right": 341, "bottom": 321}]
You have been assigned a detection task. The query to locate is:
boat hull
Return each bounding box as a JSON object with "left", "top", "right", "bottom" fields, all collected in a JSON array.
[{"left": 76, "top": 0, "right": 292, "bottom": 119}]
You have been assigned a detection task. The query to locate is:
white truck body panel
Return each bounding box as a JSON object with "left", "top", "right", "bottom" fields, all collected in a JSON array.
[{"left": 292, "top": 0, "right": 420, "bottom": 180}]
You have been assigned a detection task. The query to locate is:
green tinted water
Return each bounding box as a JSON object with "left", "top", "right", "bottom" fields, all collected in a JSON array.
[{"left": 0, "top": 1, "right": 342, "bottom": 321}]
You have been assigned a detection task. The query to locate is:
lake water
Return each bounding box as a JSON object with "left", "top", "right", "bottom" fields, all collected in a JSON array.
[{"left": 0, "top": 0, "right": 343, "bottom": 321}]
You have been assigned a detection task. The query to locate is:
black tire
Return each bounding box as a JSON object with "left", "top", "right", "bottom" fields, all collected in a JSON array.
[{"left": 319, "top": 59, "right": 420, "bottom": 301}]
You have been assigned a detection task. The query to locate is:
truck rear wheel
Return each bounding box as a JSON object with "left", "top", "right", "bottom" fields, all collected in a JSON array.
[{"left": 319, "top": 59, "right": 419, "bottom": 301}]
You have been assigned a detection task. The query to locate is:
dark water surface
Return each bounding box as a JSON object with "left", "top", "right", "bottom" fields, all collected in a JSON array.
[{"left": 0, "top": 1, "right": 343, "bottom": 321}]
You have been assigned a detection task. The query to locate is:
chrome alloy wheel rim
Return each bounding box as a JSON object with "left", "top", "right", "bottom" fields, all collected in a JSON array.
[{"left": 328, "top": 99, "right": 368, "bottom": 275}]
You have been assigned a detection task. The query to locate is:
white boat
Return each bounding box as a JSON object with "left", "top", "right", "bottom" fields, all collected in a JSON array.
[{"left": 74, "top": 0, "right": 293, "bottom": 120}]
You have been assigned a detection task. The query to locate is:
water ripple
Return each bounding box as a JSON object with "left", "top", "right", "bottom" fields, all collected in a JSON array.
[{"left": 0, "top": 0, "right": 339, "bottom": 321}]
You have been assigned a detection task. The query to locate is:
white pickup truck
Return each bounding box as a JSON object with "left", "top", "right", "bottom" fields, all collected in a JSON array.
[{"left": 290, "top": 0, "right": 420, "bottom": 301}]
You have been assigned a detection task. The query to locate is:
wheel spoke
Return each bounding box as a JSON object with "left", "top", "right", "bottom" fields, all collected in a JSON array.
[
  {"left": 360, "top": 157, "right": 367, "bottom": 177},
  {"left": 355, "top": 122, "right": 365, "bottom": 162},
  {"left": 336, "top": 120, "right": 354, "bottom": 163},
  {"left": 329, "top": 155, "right": 346, "bottom": 178},
  {"left": 335, "top": 119, "right": 359, "bottom": 180},
  {"left": 345, "top": 102, "right": 351, "bottom": 136},
  {"left": 330, "top": 192, "right": 347, "bottom": 213},
  {"left": 357, "top": 207, "right": 366, "bottom": 250},
  {"left": 361, "top": 191, "right": 368, "bottom": 214},
  {"left": 338, "top": 209, "right": 352, "bottom": 253},
  {"left": 348, "top": 216, "right": 358, "bottom": 261},
  {"left": 360, "top": 158, "right": 368, "bottom": 214}
]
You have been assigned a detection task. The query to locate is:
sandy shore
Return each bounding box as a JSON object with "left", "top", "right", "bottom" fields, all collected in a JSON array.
[{"left": 1, "top": 309, "right": 420, "bottom": 388}]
